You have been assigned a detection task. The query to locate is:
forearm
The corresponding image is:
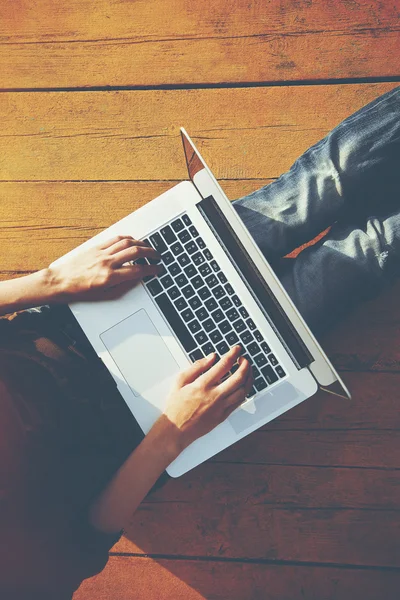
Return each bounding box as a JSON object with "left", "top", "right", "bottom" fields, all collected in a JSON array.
[
  {"left": 89, "top": 415, "right": 181, "bottom": 535},
  {"left": 0, "top": 269, "right": 62, "bottom": 316}
]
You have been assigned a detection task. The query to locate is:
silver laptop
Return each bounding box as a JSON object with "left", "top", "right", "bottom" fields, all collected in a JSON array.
[{"left": 52, "top": 128, "right": 350, "bottom": 477}]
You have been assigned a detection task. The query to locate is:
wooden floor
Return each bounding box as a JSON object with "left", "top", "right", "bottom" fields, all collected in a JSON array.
[{"left": 1, "top": 2, "right": 400, "bottom": 598}]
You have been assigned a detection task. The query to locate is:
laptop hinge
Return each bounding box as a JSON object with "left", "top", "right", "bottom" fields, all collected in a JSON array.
[{"left": 197, "top": 195, "right": 314, "bottom": 370}]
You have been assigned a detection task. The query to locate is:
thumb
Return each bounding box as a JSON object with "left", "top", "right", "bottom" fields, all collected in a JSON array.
[{"left": 179, "top": 353, "right": 216, "bottom": 386}]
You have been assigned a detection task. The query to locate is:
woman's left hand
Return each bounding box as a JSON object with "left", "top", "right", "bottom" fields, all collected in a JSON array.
[{"left": 47, "top": 235, "right": 163, "bottom": 303}]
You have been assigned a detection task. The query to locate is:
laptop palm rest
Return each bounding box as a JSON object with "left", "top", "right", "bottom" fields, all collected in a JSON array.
[{"left": 100, "top": 309, "right": 180, "bottom": 403}]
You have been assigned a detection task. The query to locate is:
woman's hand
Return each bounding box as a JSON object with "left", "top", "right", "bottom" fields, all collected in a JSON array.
[
  {"left": 164, "top": 345, "right": 253, "bottom": 451},
  {"left": 47, "top": 235, "right": 162, "bottom": 303}
]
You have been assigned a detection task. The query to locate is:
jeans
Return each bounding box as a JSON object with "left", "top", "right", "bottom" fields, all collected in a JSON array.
[{"left": 233, "top": 86, "right": 400, "bottom": 337}]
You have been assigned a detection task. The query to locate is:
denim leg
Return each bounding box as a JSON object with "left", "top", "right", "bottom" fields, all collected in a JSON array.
[
  {"left": 232, "top": 86, "right": 400, "bottom": 335},
  {"left": 233, "top": 86, "right": 400, "bottom": 262}
]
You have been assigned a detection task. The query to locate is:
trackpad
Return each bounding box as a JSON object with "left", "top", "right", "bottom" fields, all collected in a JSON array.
[{"left": 100, "top": 309, "right": 180, "bottom": 398}]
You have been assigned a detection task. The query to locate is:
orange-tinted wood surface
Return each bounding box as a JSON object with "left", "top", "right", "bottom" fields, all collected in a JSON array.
[
  {"left": 74, "top": 557, "right": 400, "bottom": 600},
  {"left": 1, "top": 0, "right": 399, "bottom": 87},
  {"left": 1, "top": 1, "right": 399, "bottom": 598}
]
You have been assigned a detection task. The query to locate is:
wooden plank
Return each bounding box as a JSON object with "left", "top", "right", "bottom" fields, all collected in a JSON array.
[
  {"left": 73, "top": 556, "right": 400, "bottom": 600},
  {"left": 1, "top": 1, "right": 399, "bottom": 87},
  {"left": 0, "top": 84, "right": 396, "bottom": 181},
  {"left": 114, "top": 507, "right": 400, "bottom": 567},
  {"left": 214, "top": 430, "right": 400, "bottom": 468},
  {"left": 147, "top": 463, "right": 400, "bottom": 510}
]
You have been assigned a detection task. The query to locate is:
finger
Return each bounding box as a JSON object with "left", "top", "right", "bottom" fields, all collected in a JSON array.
[
  {"left": 177, "top": 353, "right": 217, "bottom": 387},
  {"left": 222, "top": 366, "right": 254, "bottom": 417},
  {"left": 107, "top": 238, "right": 155, "bottom": 257},
  {"left": 111, "top": 245, "right": 161, "bottom": 267},
  {"left": 111, "top": 263, "right": 162, "bottom": 284},
  {"left": 99, "top": 235, "right": 135, "bottom": 250},
  {"left": 201, "top": 345, "right": 242, "bottom": 387},
  {"left": 217, "top": 356, "right": 252, "bottom": 399}
]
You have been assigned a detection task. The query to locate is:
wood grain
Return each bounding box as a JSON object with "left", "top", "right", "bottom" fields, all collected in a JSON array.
[
  {"left": 73, "top": 556, "right": 400, "bottom": 600},
  {"left": 0, "top": 84, "right": 397, "bottom": 181},
  {"left": 114, "top": 507, "right": 400, "bottom": 567},
  {"left": 146, "top": 463, "right": 400, "bottom": 510},
  {"left": 1, "top": 1, "right": 399, "bottom": 88}
]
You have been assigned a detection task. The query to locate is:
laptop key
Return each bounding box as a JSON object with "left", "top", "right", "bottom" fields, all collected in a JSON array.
[
  {"left": 254, "top": 377, "right": 268, "bottom": 391},
  {"left": 161, "top": 250, "right": 174, "bottom": 265},
  {"left": 261, "top": 365, "right": 279, "bottom": 384},
  {"left": 219, "top": 297, "right": 233, "bottom": 310},
  {"left": 185, "top": 241, "right": 198, "bottom": 255},
  {"left": 252, "top": 365, "right": 260, "bottom": 378},
  {"left": 171, "top": 242, "right": 184, "bottom": 256},
  {"left": 218, "top": 272, "right": 227, "bottom": 284},
  {"left": 160, "top": 225, "right": 177, "bottom": 245},
  {"left": 174, "top": 297, "right": 188, "bottom": 311},
  {"left": 276, "top": 365, "right": 286, "bottom": 378},
  {"left": 175, "top": 274, "right": 189, "bottom": 288},
  {"left": 154, "top": 293, "right": 196, "bottom": 352},
  {"left": 181, "top": 308, "right": 195, "bottom": 322},
  {"left": 171, "top": 218, "right": 185, "bottom": 232},
  {"left": 188, "top": 296, "right": 202, "bottom": 310},
  {"left": 210, "top": 260, "right": 220, "bottom": 272},
  {"left": 149, "top": 232, "right": 167, "bottom": 254},
  {"left": 203, "top": 318, "right": 216, "bottom": 333},
  {"left": 254, "top": 353, "right": 268, "bottom": 367},
  {"left": 204, "top": 248, "right": 213, "bottom": 261},
  {"left": 210, "top": 330, "right": 223, "bottom": 344},
  {"left": 233, "top": 319, "right": 246, "bottom": 333},
  {"left": 240, "top": 330, "right": 253, "bottom": 345},
  {"left": 246, "top": 318, "right": 256, "bottom": 330},
  {"left": 224, "top": 283, "right": 234, "bottom": 295},
  {"left": 182, "top": 285, "right": 195, "bottom": 299},
  {"left": 184, "top": 264, "right": 198, "bottom": 278},
  {"left": 178, "top": 229, "right": 191, "bottom": 244},
  {"left": 226, "top": 308, "right": 239, "bottom": 321},
  {"left": 146, "top": 279, "right": 163, "bottom": 296},
  {"left": 192, "top": 252, "right": 205, "bottom": 266},
  {"left": 160, "top": 274, "right": 174, "bottom": 289},
  {"left": 205, "top": 274, "right": 218, "bottom": 288},
  {"left": 177, "top": 253, "right": 190, "bottom": 267},
  {"left": 239, "top": 305, "right": 248, "bottom": 317},
  {"left": 261, "top": 341, "right": 271, "bottom": 354},
  {"left": 226, "top": 331, "right": 239, "bottom": 345},
  {"left": 247, "top": 342, "right": 260, "bottom": 356},
  {"left": 211, "top": 308, "right": 224, "bottom": 323},
  {"left": 205, "top": 298, "right": 218, "bottom": 311},
  {"left": 188, "top": 320, "right": 201, "bottom": 334},
  {"left": 191, "top": 275, "right": 204, "bottom": 290},
  {"left": 201, "top": 342, "right": 215, "bottom": 355},
  {"left": 195, "top": 307, "right": 208, "bottom": 321},
  {"left": 167, "top": 286, "right": 180, "bottom": 300},
  {"left": 197, "top": 237, "right": 206, "bottom": 249},
  {"left": 189, "top": 349, "right": 203, "bottom": 362},
  {"left": 169, "top": 262, "right": 182, "bottom": 277},
  {"left": 212, "top": 285, "right": 226, "bottom": 300},
  {"left": 219, "top": 320, "right": 232, "bottom": 334},
  {"left": 182, "top": 214, "right": 192, "bottom": 226},
  {"left": 254, "top": 330, "right": 263, "bottom": 342},
  {"left": 199, "top": 263, "right": 212, "bottom": 277},
  {"left": 232, "top": 295, "right": 242, "bottom": 308},
  {"left": 199, "top": 287, "right": 211, "bottom": 300},
  {"left": 216, "top": 341, "right": 229, "bottom": 355},
  {"left": 189, "top": 225, "right": 199, "bottom": 237},
  {"left": 195, "top": 331, "right": 208, "bottom": 345},
  {"left": 268, "top": 353, "right": 278, "bottom": 366}
]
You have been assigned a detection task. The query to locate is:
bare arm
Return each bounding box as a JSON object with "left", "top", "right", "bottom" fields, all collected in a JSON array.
[
  {"left": 89, "top": 346, "right": 252, "bottom": 534},
  {"left": 0, "top": 235, "right": 162, "bottom": 316}
]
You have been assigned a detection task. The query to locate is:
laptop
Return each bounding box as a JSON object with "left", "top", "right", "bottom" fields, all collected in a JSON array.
[{"left": 52, "top": 128, "right": 350, "bottom": 477}]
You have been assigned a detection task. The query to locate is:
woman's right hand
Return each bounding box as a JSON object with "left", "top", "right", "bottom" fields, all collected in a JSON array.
[{"left": 164, "top": 345, "right": 253, "bottom": 452}]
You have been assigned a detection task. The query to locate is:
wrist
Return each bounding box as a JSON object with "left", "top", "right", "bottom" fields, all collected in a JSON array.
[
  {"left": 149, "top": 415, "right": 186, "bottom": 462},
  {"left": 35, "top": 266, "right": 67, "bottom": 304}
]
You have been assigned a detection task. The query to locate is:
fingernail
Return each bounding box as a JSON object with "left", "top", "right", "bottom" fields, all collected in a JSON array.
[{"left": 207, "top": 352, "right": 215, "bottom": 359}]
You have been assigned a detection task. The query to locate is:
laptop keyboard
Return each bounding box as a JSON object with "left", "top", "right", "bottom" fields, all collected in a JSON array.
[{"left": 137, "top": 213, "right": 286, "bottom": 396}]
